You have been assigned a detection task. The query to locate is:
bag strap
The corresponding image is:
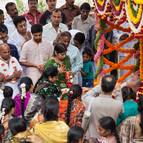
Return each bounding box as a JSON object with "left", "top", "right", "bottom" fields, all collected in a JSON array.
[{"left": 87, "top": 97, "right": 94, "bottom": 112}]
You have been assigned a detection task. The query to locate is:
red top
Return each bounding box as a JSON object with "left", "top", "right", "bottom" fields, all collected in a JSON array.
[{"left": 24, "top": 10, "right": 42, "bottom": 25}]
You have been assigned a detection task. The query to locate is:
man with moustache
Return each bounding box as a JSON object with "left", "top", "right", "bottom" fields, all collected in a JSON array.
[
  {"left": 20, "top": 24, "right": 53, "bottom": 85},
  {"left": 5, "top": 2, "right": 31, "bottom": 38},
  {"left": 43, "top": 9, "right": 68, "bottom": 44},
  {"left": 24, "top": 0, "right": 42, "bottom": 25}
]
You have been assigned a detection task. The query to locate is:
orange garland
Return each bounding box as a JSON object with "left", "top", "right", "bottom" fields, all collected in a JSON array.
[
  {"left": 95, "top": 17, "right": 138, "bottom": 83},
  {"left": 117, "top": 70, "right": 133, "bottom": 83}
]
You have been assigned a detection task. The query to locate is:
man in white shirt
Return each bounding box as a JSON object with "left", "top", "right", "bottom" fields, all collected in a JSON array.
[
  {"left": 8, "top": 16, "right": 32, "bottom": 55},
  {"left": 0, "top": 43, "right": 22, "bottom": 96},
  {"left": 4, "top": 2, "right": 31, "bottom": 38},
  {"left": 82, "top": 75, "right": 123, "bottom": 139},
  {"left": 20, "top": 24, "right": 53, "bottom": 85},
  {"left": 72, "top": 2, "right": 94, "bottom": 37},
  {"left": 43, "top": 9, "right": 68, "bottom": 44}
]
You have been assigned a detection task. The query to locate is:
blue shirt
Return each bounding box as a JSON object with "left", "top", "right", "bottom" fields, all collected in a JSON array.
[
  {"left": 117, "top": 99, "right": 138, "bottom": 125},
  {"left": 8, "top": 43, "right": 19, "bottom": 61},
  {"left": 82, "top": 61, "right": 94, "bottom": 80}
]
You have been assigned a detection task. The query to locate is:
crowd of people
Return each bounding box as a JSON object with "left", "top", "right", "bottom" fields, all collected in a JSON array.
[{"left": 0, "top": 0, "right": 142, "bottom": 142}]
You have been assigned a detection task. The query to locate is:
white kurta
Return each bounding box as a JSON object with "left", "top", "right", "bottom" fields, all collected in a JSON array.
[{"left": 20, "top": 38, "right": 53, "bottom": 85}]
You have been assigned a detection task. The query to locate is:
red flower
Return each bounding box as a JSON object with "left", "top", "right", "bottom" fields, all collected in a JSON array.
[
  {"left": 1, "top": 63, "right": 5, "bottom": 66},
  {"left": 3, "top": 69, "right": 7, "bottom": 72}
]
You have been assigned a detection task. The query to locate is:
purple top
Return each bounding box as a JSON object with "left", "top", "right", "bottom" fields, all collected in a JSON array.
[{"left": 14, "top": 91, "right": 31, "bottom": 117}]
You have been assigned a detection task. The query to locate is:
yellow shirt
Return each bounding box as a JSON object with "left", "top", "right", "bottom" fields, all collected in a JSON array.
[{"left": 33, "top": 121, "right": 69, "bottom": 143}]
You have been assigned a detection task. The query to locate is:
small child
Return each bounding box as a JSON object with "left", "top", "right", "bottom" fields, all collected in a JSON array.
[
  {"left": 0, "top": 86, "right": 13, "bottom": 107},
  {"left": 81, "top": 48, "right": 94, "bottom": 87},
  {"left": 14, "top": 77, "right": 33, "bottom": 117},
  {"left": 1, "top": 98, "right": 15, "bottom": 142},
  {"left": 67, "top": 125, "right": 84, "bottom": 143},
  {"left": 3, "top": 86, "right": 13, "bottom": 99},
  {"left": 34, "top": 66, "right": 61, "bottom": 99},
  {"left": 96, "top": 116, "right": 120, "bottom": 143}
]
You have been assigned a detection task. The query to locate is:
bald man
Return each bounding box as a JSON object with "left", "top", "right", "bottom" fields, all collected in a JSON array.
[{"left": 0, "top": 43, "right": 22, "bottom": 97}]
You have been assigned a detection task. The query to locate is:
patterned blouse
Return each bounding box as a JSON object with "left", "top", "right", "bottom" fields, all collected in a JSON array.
[
  {"left": 119, "top": 115, "right": 143, "bottom": 143},
  {"left": 60, "top": 98, "right": 85, "bottom": 127},
  {"left": 34, "top": 79, "right": 61, "bottom": 99}
]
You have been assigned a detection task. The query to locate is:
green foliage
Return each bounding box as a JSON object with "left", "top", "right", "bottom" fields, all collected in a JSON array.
[
  {"left": 16, "top": 0, "right": 46, "bottom": 14},
  {"left": 38, "top": 0, "right": 46, "bottom": 12},
  {"left": 16, "top": 0, "right": 25, "bottom": 14}
]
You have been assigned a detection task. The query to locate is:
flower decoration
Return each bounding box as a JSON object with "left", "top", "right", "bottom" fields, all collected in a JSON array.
[{"left": 20, "top": 83, "right": 26, "bottom": 100}]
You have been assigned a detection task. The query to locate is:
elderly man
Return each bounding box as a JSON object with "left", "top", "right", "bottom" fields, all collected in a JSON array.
[
  {"left": 0, "top": 43, "right": 22, "bottom": 96},
  {"left": 43, "top": 9, "right": 68, "bottom": 44}
]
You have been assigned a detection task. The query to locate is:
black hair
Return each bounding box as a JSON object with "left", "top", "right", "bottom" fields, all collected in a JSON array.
[
  {"left": 0, "top": 24, "right": 8, "bottom": 34},
  {"left": 0, "top": 9, "right": 4, "bottom": 15},
  {"left": 3, "top": 86, "right": 13, "bottom": 98},
  {"left": 1, "top": 98, "right": 15, "bottom": 115},
  {"left": 99, "top": 116, "right": 120, "bottom": 143},
  {"left": 52, "top": 8, "right": 62, "bottom": 15},
  {"left": 28, "top": 0, "right": 38, "bottom": 3},
  {"left": 68, "top": 126, "right": 84, "bottom": 143},
  {"left": 121, "top": 86, "right": 136, "bottom": 102},
  {"left": 101, "top": 75, "right": 116, "bottom": 93},
  {"left": 82, "top": 48, "right": 94, "bottom": 61},
  {"left": 43, "top": 96, "right": 59, "bottom": 121},
  {"left": 74, "top": 32, "right": 85, "bottom": 45},
  {"left": 5, "top": 2, "right": 16, "bottom": 12},
  {"left": 138, "top": 96, "right": 143, "bottom": 134},
  {"left": 34, "top": 66, "right": 58, "bottom": 95},
  {"left": 58, "top": 31, "right": 72, "bottom": 40},
  {"left": 19, "top": 77, "right": 33, "bottom": 92},
  {"left": 31, "top": 24, "right": 43, "bottom": 34},
  {"left": 80, "top": 2, "right": 91, "bottom": 11},
  {"left": 54, "top": 43, "right": 67, "bottom": 55},
  {"left": 66, "top": 85, "right": 82, "bottom": 125},
  {"left": 9, "top": 118, "right": 27, "bottom": 136},
  {"left": 13, "top": 16, "right": 26, "bottom": 27}
]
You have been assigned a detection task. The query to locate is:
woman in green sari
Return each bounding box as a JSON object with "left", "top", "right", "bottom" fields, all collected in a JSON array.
[{"left": 45, "top": 43, "right": 71, "bottom": 89}]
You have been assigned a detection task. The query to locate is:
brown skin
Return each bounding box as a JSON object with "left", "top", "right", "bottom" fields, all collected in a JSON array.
[
  {"left": 66, "top": 0, "right": 75, "bottom": 7},
  {"left": 0, "top": 14, "right": 4, "bottom": 24},
  {"left": 0, "top": 44, "right": 22, "bottom": 82},
  {"left": 51, "top": 11, "right": 62, "bottom": 31},
  {"left": 28, "top": 0, "right": 38, "bottom": 15},
  {"left": 16, "top": 20, "right": 32, "bottom": 41},
  {"left": 0, "top": 32, "right": 8, "bottom": 43},
  {"left": 81, "top": 53, "right": 91, "bottom": 77},
  {"left": 81, "top": 9, "right": 90, "bottom": 21},
  {"left": 7, "top": 4, "right": 18, "bottom": 18},
  {"left": 46, "top": 0, "right": 57, "bottom": 12}
]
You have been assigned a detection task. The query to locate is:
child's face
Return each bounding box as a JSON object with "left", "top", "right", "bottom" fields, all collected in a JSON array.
[
  {"left": 97, "top": 125, "right": 112, "bottom": 137},
  {"left": 83, "top": 53, "right": 90, "bottom": 62},
  {"left": 56, "top": 52, "right": 66, "bottom": 61},
  {"left": 48, "top": 75, "right": 58, "bottom": 83}
]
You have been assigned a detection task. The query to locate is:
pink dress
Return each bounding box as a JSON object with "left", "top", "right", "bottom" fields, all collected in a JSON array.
[{"left": 14, "top": 91, "right": 31, "bottom": 117}]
